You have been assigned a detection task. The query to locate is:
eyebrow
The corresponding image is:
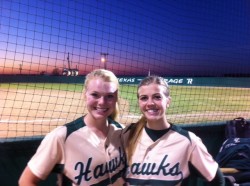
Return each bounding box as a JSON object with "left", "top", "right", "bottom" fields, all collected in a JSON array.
[{"left": 90, "top": 90, "right": 117, "bottom": 94}]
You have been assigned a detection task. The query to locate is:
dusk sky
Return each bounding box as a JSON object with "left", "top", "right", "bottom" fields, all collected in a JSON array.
[{"left": 1, "top": 0, "right": 250, "bottom": 76}]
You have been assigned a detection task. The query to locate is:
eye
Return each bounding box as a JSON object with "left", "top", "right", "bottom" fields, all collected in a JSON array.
[
  {"left": 90, "top": 93, "right": 99, "bottom": 98},
  {"left": 154, "top": 95, "right": 162, "bottom": 100},
  {"left": 106, "top": 94, "right": 115, "bottom": 99},
  {"left": 139, "top": 96, "right": 148, "bottom": 101}
]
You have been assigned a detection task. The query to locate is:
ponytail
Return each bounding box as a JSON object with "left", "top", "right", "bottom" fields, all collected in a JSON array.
[{"left": 126, "top": 116, "right": 146, "bottom": 166}]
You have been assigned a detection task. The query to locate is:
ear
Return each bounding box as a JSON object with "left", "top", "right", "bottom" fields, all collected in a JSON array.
[{"left": 166, "top": 96, "right": 171, "bottom": 108}]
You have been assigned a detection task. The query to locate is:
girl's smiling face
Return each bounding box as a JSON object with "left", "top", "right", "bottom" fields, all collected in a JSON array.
[
  {"left": 85, "top": 77, "right": 118, "bottom": 120},
  {"left": 138, "top": 83, "right": 170, "bottom": 122}
]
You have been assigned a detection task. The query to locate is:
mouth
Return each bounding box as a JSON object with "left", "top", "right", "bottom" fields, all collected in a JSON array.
[
  {"left": 146, "top": 109, "right": 158, "bottom": 114},
  {"left": 95, "top": 107, "right": 109, "bottom": 112}
]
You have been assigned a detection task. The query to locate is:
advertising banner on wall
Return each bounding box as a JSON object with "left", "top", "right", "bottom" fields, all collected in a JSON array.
[{"left": 0, "top": 75, "right": 250, "bottom": 88}]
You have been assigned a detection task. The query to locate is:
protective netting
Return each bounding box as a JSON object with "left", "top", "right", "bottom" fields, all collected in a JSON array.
[{"left": 0, "top": 0, "right": 250, "bottom": 139}]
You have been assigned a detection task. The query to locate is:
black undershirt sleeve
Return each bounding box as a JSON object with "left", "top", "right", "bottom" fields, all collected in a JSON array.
[{"left": 207, "top": 167, "right": 225, "bottom": 186}]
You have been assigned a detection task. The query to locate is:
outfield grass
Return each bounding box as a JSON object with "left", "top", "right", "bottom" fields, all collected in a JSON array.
[
  {"left": 120, "top": 84, "right": 250, "bottom": 114},
  {"left": 1, "top": 83, "right": 250, "bottom": 124},
  {"left": 0, "top": 83, "right": 83, "bottom": 92}
]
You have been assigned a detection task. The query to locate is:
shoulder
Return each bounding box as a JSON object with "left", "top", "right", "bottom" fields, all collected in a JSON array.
[
  {"left": 170, "top": 124, "right": 202, "bottom": 144},
  {"left": 108, "top": 119, "right": 124, "bottom": 138},
  {"left": 43, "top": 125, "right": 67, "bottom": 142},
  {"left": 64, "top": 116, "right": 85, "bottom": 139},
  {"left": 108, "top": 117, "right": 124, "bottom": 129},
  {"left": 35, "top": 125, "right": 67, "bottom": 156},
  {"left": 170, "top": 124, "right": 191, "bottom": 140},
  {"left": 120, "top": 123, "right": 137, "bottom": 142},
  {"left": 42, "top": 117, "right": 86, "bottom": 143},
  {"left": 122, "top": 123, "right": 136, "bottom": 134}
]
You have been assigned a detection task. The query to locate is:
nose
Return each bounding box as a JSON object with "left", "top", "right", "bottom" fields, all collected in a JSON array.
[
  {"left": 147, "top": 98, "right": 155, "bottom": 106},
  {"left": 98, "top": 96, "right": 106, "bottom": 105}
]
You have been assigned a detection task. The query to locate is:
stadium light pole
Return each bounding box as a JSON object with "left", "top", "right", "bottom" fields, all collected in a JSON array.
[
  {"left": 100, "top": 53, "right": 108, "bottom": 70},
  {"left": 19, "top": 64, "right": 22, "bottom": 74}
]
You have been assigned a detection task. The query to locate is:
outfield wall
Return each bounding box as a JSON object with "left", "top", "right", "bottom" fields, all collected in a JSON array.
[{"left": 1, "top": 75, "right": 250, "bottom": 87}]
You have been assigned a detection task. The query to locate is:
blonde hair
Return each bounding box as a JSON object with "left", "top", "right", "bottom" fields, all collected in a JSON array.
[
  {"left": 84, "top": 69, "right": 120, "bottom": 120},
  {"left": 126, "top": 75, "right": 170, "bottom": 165}
]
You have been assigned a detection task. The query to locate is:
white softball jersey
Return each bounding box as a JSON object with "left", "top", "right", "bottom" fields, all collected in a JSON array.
[
  {"left": 28, "top": 117, "right": 126, "bottom": 186},
  {"left": 122, "top": 124, "right": 218, "bottom": 186}
]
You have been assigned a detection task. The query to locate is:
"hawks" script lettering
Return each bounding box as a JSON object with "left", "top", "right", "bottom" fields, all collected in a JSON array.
[
  {"left": 130, "top": 154, "right": 183, "bottom": 178},
  {"left": 74, "top": 147, "right": 126, "bottom": 185}
]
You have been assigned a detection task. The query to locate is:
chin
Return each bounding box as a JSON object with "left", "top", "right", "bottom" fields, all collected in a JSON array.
[
  {"left": 146, "top": 117, "right": 158, "bottom": 121},
  {"left": 93, "top": 112, "right": 110, "bottom": 119},
  {"left": 146, "top": 115, "right": 160, "bottom": 121},
  {"left": 94, "top": 114, "right": 107, "bottom": 119}
]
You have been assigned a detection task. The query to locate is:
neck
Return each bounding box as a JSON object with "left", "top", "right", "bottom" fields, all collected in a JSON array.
[
  {"left": 84, "top": 114, "right": 109, "bottom": 139},
  {"left": 146, "top": 119, "right": 170, "bottom": 130}
]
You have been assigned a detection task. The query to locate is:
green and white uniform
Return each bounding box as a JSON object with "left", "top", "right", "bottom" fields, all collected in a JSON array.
[
  {"left": 123, "top": 124, "right": 218, "bottom": 186},
  {"left": 28, "top": 117, "right": 126, "bottom": 186}
]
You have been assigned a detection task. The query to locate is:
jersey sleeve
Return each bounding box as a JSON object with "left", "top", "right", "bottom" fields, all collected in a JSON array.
[
  {"left": 28, "top": 126, "right": 66, "bottom": 180},
  {"left": 189, "top": 132, "right": 218, "bottom": 181}
]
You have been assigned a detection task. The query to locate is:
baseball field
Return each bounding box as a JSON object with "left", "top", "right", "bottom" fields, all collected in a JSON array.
[{"left": 1, "top": 83, "right": 250, "bottom": 138}]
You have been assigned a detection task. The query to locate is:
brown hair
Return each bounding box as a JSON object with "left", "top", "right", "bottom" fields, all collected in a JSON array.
[
  {"left": 126, "top": 75, "right": 170, "bottom": 165},
  {"left": 84, "top": 69, "right": 120, "bottom": 120}
]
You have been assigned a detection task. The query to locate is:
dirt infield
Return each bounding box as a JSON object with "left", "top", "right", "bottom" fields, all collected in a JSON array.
[
  {"left": 0, "top": 89, "right": 132, "bottom": 138},
  {"left": 1, "top": 89, "right": 250, "bottom": 138}
]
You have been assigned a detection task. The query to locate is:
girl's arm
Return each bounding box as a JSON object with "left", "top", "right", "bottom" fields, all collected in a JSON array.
[
  {"left": 18, "top": 166, "right": 41, "bottom": 186},
  {"left": 207, "top": 167, "right": 225, "bottom": 186}
]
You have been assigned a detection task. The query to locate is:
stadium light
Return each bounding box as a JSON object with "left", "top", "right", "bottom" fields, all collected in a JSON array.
[{"left": 100, "top": 53, "right": 108, "bottom": 70}]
